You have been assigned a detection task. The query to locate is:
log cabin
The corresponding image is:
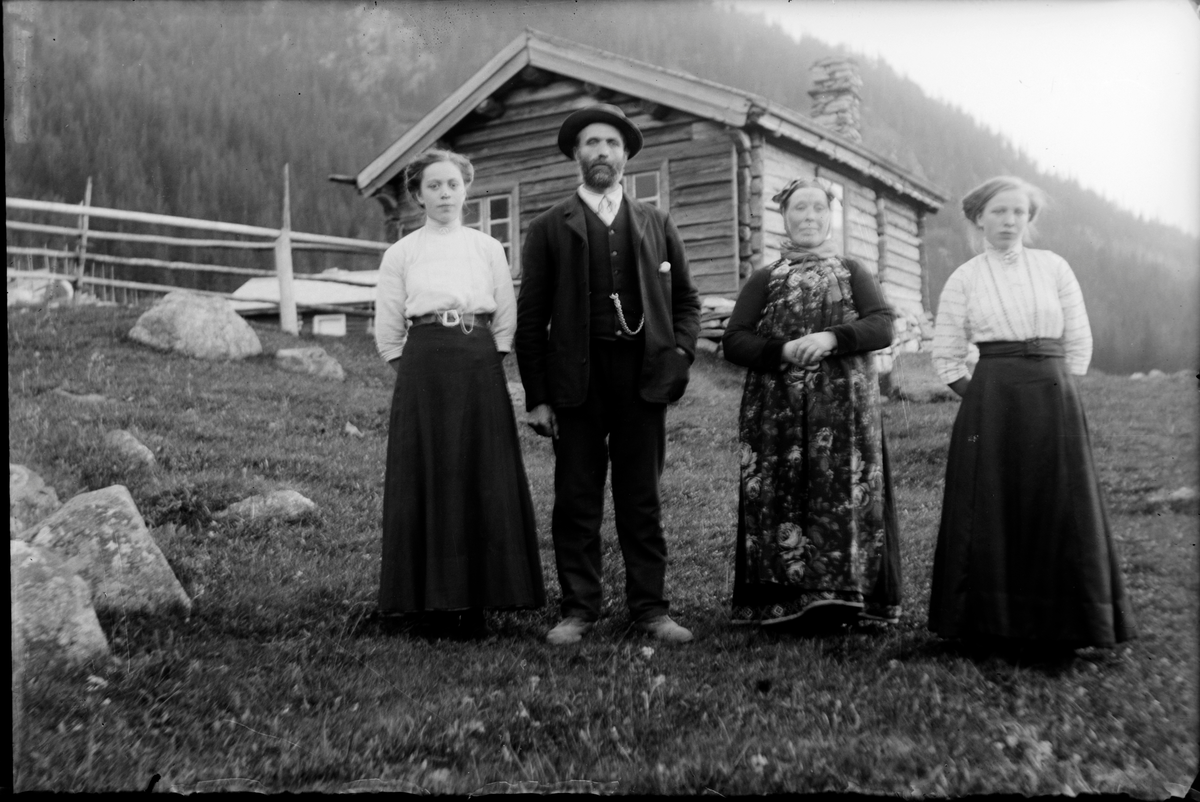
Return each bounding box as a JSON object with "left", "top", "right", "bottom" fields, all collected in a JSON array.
[{"left": 348, "top": 29, "right": 946, "bottom": 333}]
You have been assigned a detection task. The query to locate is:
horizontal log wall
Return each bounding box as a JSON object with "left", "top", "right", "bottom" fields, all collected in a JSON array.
[
  {"left": 880, "top": 198, "right": 924, "bottom": 316},
  {"left": 390, "top": 80, "right": 738, "bottom": 294},
  {"left": 843, "top": 184, "right": 879, "bottom": 276}
]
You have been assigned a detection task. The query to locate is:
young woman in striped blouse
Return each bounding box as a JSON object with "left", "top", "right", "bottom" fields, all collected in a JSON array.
[{"left": 927, "top": 176, "right": 1134, "bottom": 660}]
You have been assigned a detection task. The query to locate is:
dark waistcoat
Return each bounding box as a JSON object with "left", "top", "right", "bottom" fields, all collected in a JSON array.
[{"left": 585, "top": 199, "right": 643, "bottom": 341}]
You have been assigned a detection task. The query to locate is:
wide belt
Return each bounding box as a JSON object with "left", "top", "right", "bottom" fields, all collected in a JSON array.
[
  {"left": 977, "top": 339, "right": 1065, "bottom": 359},
  {"left": 408, "top": 310, "right": 492, "bottom": 329}
]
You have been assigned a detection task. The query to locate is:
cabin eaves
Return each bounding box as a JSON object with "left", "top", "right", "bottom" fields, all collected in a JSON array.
[{"left": 354, "top": 28, "right": 945, "bottom": 213}]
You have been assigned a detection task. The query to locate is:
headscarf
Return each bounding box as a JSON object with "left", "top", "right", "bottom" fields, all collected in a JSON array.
[{"left": 773, "top": 177, "right": 840, "bottom": 263}]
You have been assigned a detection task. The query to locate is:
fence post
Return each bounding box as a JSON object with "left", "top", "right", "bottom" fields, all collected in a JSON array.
[
  {"left": 274, "top": 163, "right": 299, "bottom": 335},
  {"left": 74, "top": 176, "right": 92, "bottom": 292}
]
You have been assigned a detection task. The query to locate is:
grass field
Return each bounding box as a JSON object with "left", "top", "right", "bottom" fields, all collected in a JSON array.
[{"left": 9, "top": 303, "right": 1198, "bottom": 795}]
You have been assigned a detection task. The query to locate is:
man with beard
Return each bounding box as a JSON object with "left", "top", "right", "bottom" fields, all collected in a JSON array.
[{"left": 516, "top": 103, "right": 701, "bottom": 645}]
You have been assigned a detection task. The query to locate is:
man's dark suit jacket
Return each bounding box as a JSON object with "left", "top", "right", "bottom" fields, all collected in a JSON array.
[{"left": 516, "top": 194, "right": 701, "bottom": 411}]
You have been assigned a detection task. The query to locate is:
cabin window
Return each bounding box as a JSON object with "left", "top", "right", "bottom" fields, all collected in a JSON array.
[
  {"left": 623, "top": 170, "right": 661, "bottom": 207},
  {"left": 463, "top": 193, "right": 515, "bottom": 265}
]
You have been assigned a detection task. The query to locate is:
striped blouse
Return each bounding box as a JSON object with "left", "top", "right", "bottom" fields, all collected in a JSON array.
[
  {"left": 932, "top": 243, "right": 1093, "bottom": 383},
  {"left": 374, "top": 218, "right": 516, "bottom": 362}
]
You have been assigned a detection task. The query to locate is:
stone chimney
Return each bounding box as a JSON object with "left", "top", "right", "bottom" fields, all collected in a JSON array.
[{"left": 808, "top": 57, "right": 863, "bottom": 143}]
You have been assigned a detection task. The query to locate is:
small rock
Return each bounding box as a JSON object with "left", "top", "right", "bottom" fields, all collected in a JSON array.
[
  {"left": 275, "top": 347, "right": 345, "bottom": 382},
  {"left": 1146, "top": 486, "right": 1200, "bottom": 513},
  {"left": 10, "top": 464, "right": 61, "bottom": 538},
  {"left": 1147, "top": 369, "right": 1166, "bottom": 379},
  {"left": 128, "top": 290, "right": 262, "bottom": 360},
  {"left": 215, "top": 490, "right": 316, "bottom": 524},
  {"left": 11, "top": 541, "right": 110, "bottom": 668},
  {"left": 1129, "top": 372, "right": 1146, "bottom": 380},
  {"left": 27, "top": 485, "right": 191, "bottom": 616},
  {"left": 52, "top": 388, "right": 111, "bottom": 404},
  {"left": 103, "top": 430, "right": 157, "bottom": 472},
  {"left": 695, "top": 338, "right": 719, "bottom": 355},
  {"left": 343, "top": 422, "right": 364, "bottom": 438}
]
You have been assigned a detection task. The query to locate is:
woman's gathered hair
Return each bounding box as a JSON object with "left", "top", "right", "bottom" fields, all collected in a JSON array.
[
  {"left": 961, "top": 176, "right": 1048, "bottom": 225},
  {"left": 404, "top": 149, "right": 475, "bottom": 205},
  {"left": 772, "top": 176, "right": 837, "bottom": 213}
]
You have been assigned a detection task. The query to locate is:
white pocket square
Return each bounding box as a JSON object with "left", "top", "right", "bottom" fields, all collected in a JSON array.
[{"left": 659, "top": 261, "right": 671, "bottom": 273}]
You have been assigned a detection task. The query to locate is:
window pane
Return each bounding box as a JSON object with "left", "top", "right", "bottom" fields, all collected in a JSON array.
[
  {"left": 462, "top": 200, "right": 482, "bottom": 227},
  {"left": 489, "top": 221, "right": 510, "bottom": 244},
  {"left": 635, "top": 173, "right": 658, "bottom": 198},
  {"left": 489, "top": 196, "right": 510, "bottom": 220}
]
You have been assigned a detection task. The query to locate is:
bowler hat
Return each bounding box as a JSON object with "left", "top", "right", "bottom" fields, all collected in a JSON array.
[{"left": 557, "top": 103, "right": 644, "bottom": 160}]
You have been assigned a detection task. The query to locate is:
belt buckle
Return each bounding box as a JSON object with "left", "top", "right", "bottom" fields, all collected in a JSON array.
[
  {"left": 1025, "top": 337, "right": 1042, "bottom": 359},
  {"left": 437, "top": 309, "right": 462, "bottom": 327}
]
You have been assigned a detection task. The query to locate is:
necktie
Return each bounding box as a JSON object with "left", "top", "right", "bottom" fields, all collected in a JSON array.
[{"left": 598, "top": 195, "right": 616, "bottom": 226}]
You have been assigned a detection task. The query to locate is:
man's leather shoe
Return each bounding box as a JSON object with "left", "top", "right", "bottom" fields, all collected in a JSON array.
[
  {"left": 546, "top": 616, "right": 594, "bottom": 645},
  {"left": 635, "top": 615, "right": 693, "bottom": 643}
]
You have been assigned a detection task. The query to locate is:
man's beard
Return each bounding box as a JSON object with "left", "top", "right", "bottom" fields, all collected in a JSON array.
[{"left": 581, "top": 159, "right": 620, "bottom": 191}]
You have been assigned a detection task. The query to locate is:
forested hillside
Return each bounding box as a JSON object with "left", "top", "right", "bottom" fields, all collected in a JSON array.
[{"left": 5, "top": 0, "right": 1196, "bottom": 372}]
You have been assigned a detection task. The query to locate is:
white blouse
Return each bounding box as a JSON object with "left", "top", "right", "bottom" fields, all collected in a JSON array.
[
  {"left": 373, "top": 218, "right": 517, "bottom": 362},
  {"left": 932, "top": 243, "right": 1093, "bottom": 383}
]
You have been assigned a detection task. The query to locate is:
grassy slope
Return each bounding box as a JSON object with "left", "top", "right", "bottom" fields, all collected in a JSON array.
[{"left": 8, "top": 305, "right": 1198, "bottom": 795}]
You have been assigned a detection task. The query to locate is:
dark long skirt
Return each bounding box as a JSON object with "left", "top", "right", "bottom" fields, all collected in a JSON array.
[
  {"left": 928, "top": 342, "right": 1135, "bottom": 647},
  {"left": 379, "top": 324, "right": 545, "bottom": 613}
]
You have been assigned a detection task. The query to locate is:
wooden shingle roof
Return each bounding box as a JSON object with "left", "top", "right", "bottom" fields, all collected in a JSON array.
[{"left": 355, "top": 29, "right": 945, "bottom": 211}]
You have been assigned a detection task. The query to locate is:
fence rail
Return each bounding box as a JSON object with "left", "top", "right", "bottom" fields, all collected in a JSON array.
[{"left": 6, "top": 168, "right": 390, "bottom": 334}]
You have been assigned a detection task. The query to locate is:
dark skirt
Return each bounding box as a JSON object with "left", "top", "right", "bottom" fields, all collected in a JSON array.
[
  {"left": 928, "top": 342, "right": 1135, "bottom": 647},
  {"left": 379, "top": 324, "right": 545, "bottom": 613}
]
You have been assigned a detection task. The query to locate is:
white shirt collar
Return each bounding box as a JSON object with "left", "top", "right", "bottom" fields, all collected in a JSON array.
[
  {"left": 984, "top": 238, "right": 1025, "bottom": 266},
  {"left": 577, "top": 183, "right": 624, "bottom": 215},
  {"left": 423, "top": 216, "right": 463, "bottom": 235}
]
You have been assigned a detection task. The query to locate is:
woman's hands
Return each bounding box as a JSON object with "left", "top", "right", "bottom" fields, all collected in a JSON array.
[{"left": 782, "top": 332, "right": 837, "bottom": 369}]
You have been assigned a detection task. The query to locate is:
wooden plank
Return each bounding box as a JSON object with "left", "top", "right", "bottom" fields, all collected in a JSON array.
[
  {"left": 881, "top": 281, "right": 923, "bottom": 307},
  {"left": 884, "top": 201, "right": 919, "bottom": 235},
  {"left": 845, "top": 204, "right": 877, "bottom": 227},
  {"left": 884, "top": 264, "right": 922, "bottom": 291},
  {"left": 678, "top": 220, "right": 737, "bottom": 240},
  {"left": 672, "top": 182, "right": 734, "bottom": 208},
  {"left": 671, "top": 202, "right": 734, "bottom": 227},
  {"left": 887, "top": 225, "right": 922, "bottom": 249},
  {"left": 694, "top": 271, "right": 739, "bottom": 295},
  {"left": 885, "top": 237, "right": 921, "bottom": 263},
  {"left": 846, "top": 239, "right": 879, "bottom": 264},
  {"left": 680, "top": 237, "right": 735, "bottom": 261}
]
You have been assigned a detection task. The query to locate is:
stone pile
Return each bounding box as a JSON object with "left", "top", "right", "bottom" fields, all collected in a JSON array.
[{"left": 697, "top": 296, "right": 737, "bottom": 353}]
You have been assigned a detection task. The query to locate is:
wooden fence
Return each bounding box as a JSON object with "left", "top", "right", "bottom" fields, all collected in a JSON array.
[{"left": 5, "top": 168, "right": 390, "bottom": 335}]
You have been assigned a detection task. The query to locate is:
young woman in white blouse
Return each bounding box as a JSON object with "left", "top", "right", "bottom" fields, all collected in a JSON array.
[
  {"left": 374, "top": 149, "right": 544, "bottom": 639},
  {"left": 928, "top": 176, "right": 1134, "bottom": 660}
]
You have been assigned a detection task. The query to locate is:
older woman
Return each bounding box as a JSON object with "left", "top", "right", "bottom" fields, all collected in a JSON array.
[
  {"left": 928, "top": 176, "right": 1134, "bottom": 657},
  {"left": 723, "top": 177, "right": 902, "bottom": 629},
  {"left": 375, "top": 149, "right": 544, "bottom": 639}
]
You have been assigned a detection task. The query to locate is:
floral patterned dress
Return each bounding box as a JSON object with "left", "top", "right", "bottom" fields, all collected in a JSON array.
[{"left": 723, "top": 252, "right": 902, "bottom": 625}]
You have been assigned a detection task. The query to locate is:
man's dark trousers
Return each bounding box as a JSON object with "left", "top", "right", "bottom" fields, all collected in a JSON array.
[{"left": 551, "top": 338, "right": 668, "bottom": 623}]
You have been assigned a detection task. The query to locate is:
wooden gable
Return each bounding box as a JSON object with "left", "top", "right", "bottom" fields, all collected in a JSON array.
[{"left": 354, "top": 29, "right": 945, "bottom": 308}]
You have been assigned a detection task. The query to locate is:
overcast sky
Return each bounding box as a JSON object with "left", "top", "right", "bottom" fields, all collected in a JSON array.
[{"left": 733, "top": 0, "right": 1200, "bottom": 237}]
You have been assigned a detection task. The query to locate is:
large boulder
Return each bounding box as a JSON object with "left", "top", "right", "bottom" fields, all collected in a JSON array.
[
  {"left": 128, "top": 290, "right": 262, "bottom": 360},
  {"left": 26, "top": 485, "right": 191, "bottom": 615},
  {"left": 275, "top": 346, "right": 345, "bottom": 381},
  {"left": 10, "top": 464, "right": 61, "bottom": 538},
  {"left": 214, "top": 489, "right": 316, "bottom": 524},
  {"left": 103, "top": 429, "right": 157, "bottom": 473},
  {"left": 11, "top": 541, "right": 110, "bottom": 668}
]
